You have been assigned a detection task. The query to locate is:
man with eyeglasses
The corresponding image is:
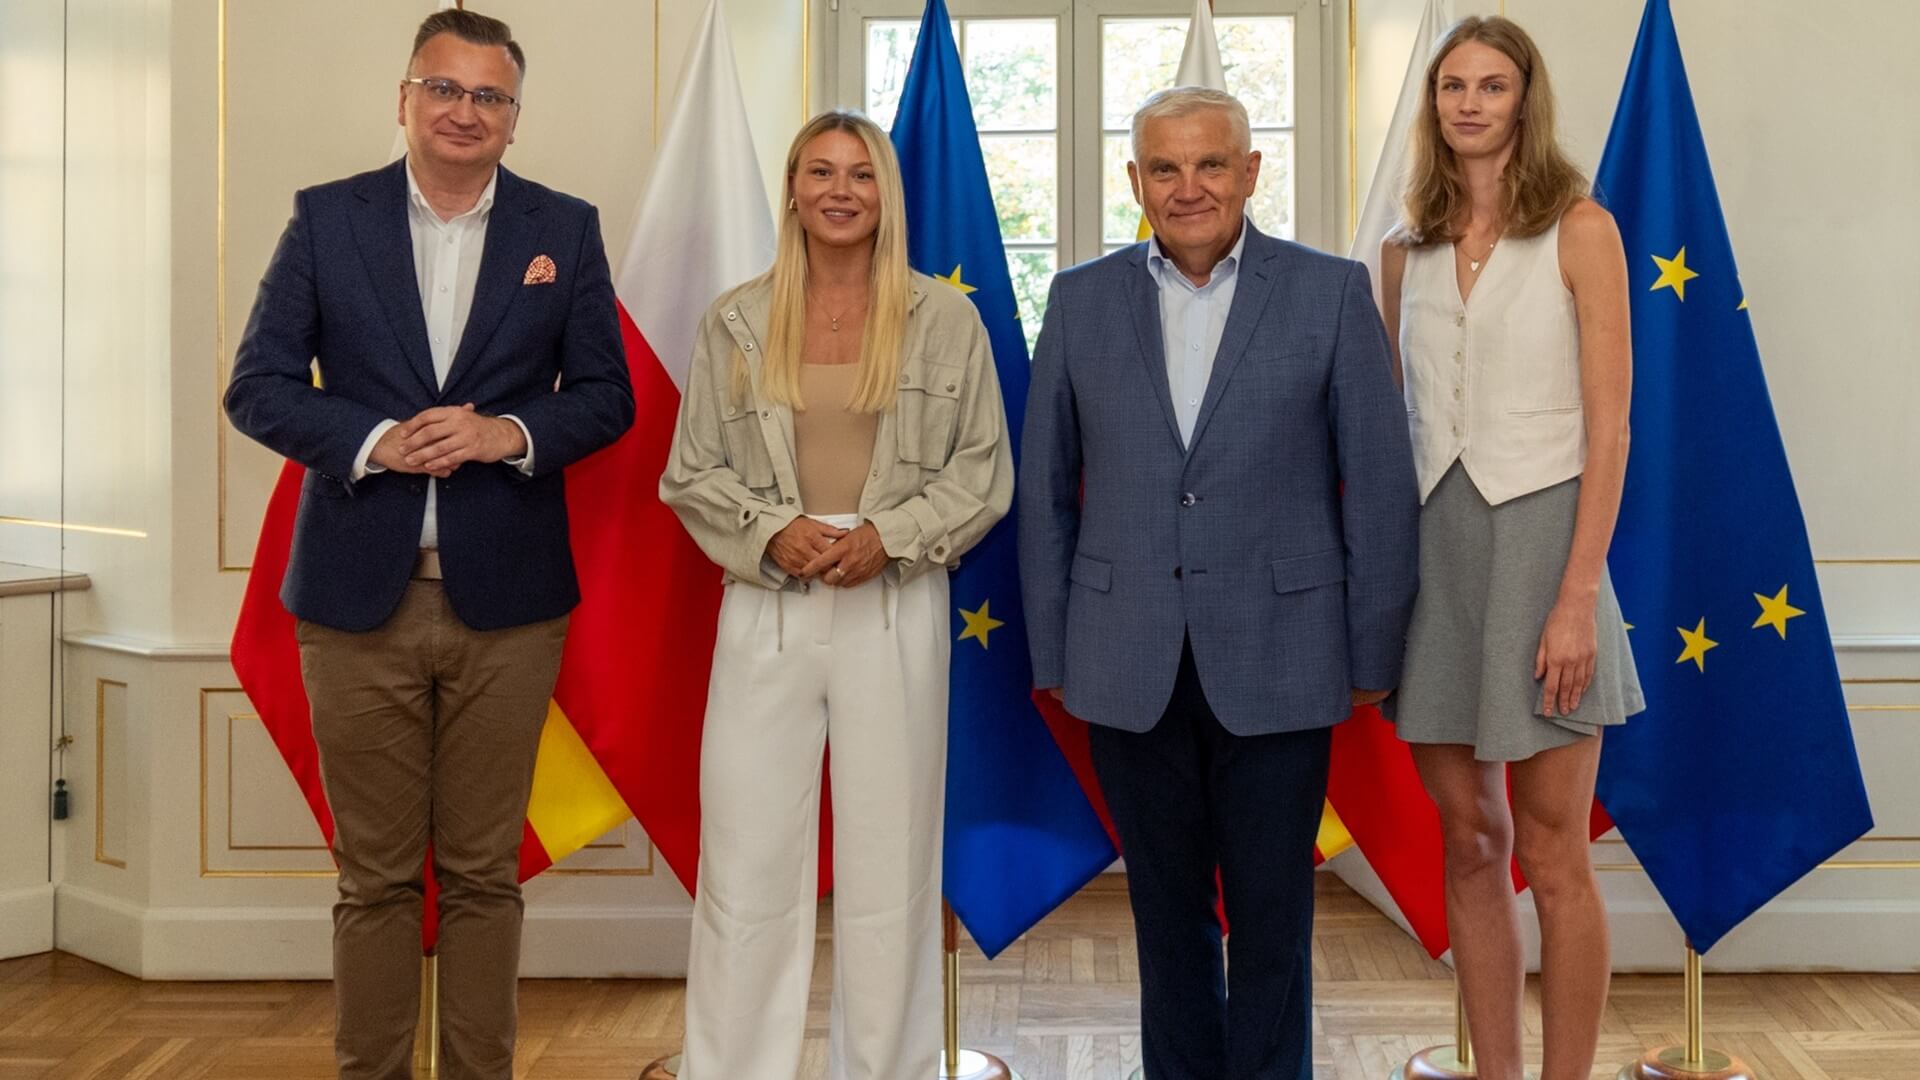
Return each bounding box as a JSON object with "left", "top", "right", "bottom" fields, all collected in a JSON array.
[{"left": 224, "top": 10, "right": 632, "bottom": 1079}]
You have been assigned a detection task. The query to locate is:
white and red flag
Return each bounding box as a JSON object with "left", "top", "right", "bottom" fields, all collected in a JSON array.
[{"left": 563, "top": 0, "right": 780, "bottom": 891}]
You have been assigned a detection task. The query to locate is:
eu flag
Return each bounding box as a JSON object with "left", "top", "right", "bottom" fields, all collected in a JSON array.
[
  {"left": 890, "top": 0, "right": 1118, "bottom": 958},
  {"left": 1593, "top": 0, "right": 1872, "bottom": 953}
]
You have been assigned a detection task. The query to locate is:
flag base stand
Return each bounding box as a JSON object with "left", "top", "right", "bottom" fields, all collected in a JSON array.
[
  {"left": 942, "top": 1049, "right": 1018, "bottom": 1079},
  {"left": 411, "top": 953, "right": 439, "bottom": 1079},
  {"left": 1615, "top": 947, "right": 1752, "bottom": 1080},
  {"left": 1390, "top": 1046, "right": 1475, "bottom": 1080},
  {"left": 1615, "top": 1047, "right": 1752, "bottom": 1080},
  {"left": 638, "top": 1053, "right": 680, "bottom": 1079},
  {"left": 1391, "top": 980, "right": 1475, "bottom": 1078}
]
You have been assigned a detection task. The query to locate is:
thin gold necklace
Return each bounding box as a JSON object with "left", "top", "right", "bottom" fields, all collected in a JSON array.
[
  {"left": 809, "top": 289, "right": 867, "bottom": 333},
  {"left": 1457, "top": 234, "right": 1498, "bottom": 273}
]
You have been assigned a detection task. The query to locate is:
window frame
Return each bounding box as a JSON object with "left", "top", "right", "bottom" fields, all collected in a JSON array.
[{"left": 833, "top": 0, "right": 1331, "bottom": 292}]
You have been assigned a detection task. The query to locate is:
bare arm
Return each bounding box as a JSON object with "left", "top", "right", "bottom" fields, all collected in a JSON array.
[
  {"left": 1537, "top": 198, "right": 1633, "bottom": 716},
  {"left": 1379, "top": 237, "right": 1410, "bottom": 391}
]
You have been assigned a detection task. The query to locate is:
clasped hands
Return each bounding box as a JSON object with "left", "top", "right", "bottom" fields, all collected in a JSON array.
[
  {"left": 767, "top": 517, "right": 888, "bottom": 588},
  {"left": 369, "top": 403, "right": 526, "bottom": 478}
]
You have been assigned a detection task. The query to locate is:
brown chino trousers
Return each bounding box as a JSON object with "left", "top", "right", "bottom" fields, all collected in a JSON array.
[{"left": 297, "top": 579, "right": 568, "bottom": 1080}]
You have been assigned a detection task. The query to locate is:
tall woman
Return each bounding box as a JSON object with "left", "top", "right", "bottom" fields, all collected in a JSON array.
[
  {"left": 1381, "top": 17, "right": 1644, "bottom": 1080},
  {"left": 659, "top": 110, "right": 1012, "bottom": 1080}
]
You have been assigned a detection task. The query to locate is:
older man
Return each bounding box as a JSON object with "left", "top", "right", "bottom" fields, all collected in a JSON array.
[
  {"left": 1019, "top": 87, "right": 1418, "bottom": 1079},
  {"left": 224, "top": 11, "right": 632, "bottom": 1078}
]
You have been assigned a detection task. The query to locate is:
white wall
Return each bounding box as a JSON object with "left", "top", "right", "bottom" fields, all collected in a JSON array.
[
  {"left": 0, "top": 0, "right": 75, "bottom": 571},
  {"left": 1340, "top": 0, "right": 1920, "bottom": 969},
  {"left": 28, "top": 0, "right": 807, "bottom": 979},
  {"left": 2, "top": 0, "right": 1911, "bottom": 977}
]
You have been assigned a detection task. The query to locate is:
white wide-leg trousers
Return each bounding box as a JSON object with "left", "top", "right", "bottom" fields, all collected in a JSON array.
[{"left": 681, "top": 545, "right": 949, "bottom": 1080}]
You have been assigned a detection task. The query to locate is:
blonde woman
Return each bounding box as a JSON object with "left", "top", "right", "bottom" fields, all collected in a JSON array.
[
  {"left": 1381, "top": 17, "right": 1643, "bottom": 1080},
  {"left": 659, "top": 110, "right": 1012, "bottom": 1080}
]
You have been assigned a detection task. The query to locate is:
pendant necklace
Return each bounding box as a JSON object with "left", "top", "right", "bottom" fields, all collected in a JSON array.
[
  {"left": 1461, "top": 235, "right": 1498, "bottom": 274},
  {"left": 811, "top": 290, "right": 866, "bottom": 332}
]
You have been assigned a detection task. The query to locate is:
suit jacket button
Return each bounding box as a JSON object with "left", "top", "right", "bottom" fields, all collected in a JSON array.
[
  {"left": 1173, "top": 567, "right": 1183, "bottom": 580},
  {"left": 1180, "top": 492, "right": 1197, "bottom": 507}
]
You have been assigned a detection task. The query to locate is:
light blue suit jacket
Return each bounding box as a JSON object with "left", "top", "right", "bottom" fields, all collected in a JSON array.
[{"left": 1018, "top": 224, "right": 1419, "bottom": 735}]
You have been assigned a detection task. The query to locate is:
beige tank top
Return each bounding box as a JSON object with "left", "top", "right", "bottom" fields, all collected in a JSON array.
[{"left": 794, "top": 363, "right": 879, "bottom": 515}]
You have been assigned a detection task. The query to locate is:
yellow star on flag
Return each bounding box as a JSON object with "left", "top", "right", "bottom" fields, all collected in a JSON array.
[
  {"left": 1650, "top": 247, "right": 1700, "bottom": 301},
  {"left": 958, "top": 599, "right": 1004, "bottom": 648},
  {"left": 1751, "top": 585, "right": 1806, "bottom": 640},
  {"left": 937, "top": 265, "right": 977, "bottom": 295},
  {"left": 1737, "top": 295, "right": 1749, "bottom": 311},
  {"left": 1675, "top": 618, "right": 1719, "bottom": 672}
]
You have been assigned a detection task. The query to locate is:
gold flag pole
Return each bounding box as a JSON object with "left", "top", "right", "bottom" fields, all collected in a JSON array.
[
  {"left": 1391, "top": 978, "right": 1475, "bottom": 1079},
  {"left": 938, "top": 901, "right": 1019, "bottom": 1079},
  {"left": 410, "top": 2, "right": 460, "bottom": 1075},
  {"left": 1617, "top": 946, "right": 1754, "bottom": 1080},
  {"left": 411, "top": 953, "right": 440, "bottom": 1078}
]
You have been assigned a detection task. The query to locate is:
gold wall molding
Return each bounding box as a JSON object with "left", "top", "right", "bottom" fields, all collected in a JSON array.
[
  {"left": 225, "top": 712, "right": 328, "bottom": 853},
  {"left": 201, "top": 686, "right": 334, "bottom": 878},
  {"left": 546, "top": 832, "right": 657, "bottom": 877},
  {"left": 201, "top": 687, "right": 655, "bottom": 877},
  {"left": 1816, "top": 558, "right": 1920, "bottom": 566},
  {"left": 94, "top": 679, "right": 128, "bottom": 869}
]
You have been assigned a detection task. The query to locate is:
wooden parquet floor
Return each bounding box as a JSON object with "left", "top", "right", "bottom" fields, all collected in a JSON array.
[{"left": 3, "top": 876, "right": 1916, "bottom": 1079}]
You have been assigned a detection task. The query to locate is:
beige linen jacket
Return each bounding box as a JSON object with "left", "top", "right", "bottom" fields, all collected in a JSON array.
[{"left": 660, "top": 270, "right": 1013, "bottom": 590}]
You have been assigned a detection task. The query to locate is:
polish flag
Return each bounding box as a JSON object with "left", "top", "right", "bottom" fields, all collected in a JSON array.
[{"left": 556, "top": 0, "right": 780, "bottom": 892}]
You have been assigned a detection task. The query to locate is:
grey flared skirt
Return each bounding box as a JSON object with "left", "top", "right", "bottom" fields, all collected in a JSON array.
[{"left": 1392, "top": 462, "right": 1645, "bottom": 762}]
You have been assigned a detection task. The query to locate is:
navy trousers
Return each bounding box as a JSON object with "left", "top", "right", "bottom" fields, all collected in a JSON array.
[{"left": 1087, "top": 641, "right": 1333, "bottom": 1080}]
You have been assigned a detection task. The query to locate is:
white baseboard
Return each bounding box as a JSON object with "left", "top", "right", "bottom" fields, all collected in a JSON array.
[
  {"left": 0, "top": 884, "right": 54, "bottom": 960},
  {"left": 1330, "top": 857, "right": 1920, "bottom": 973},
  {"left": 53, "top": 883, "right": 153, "bottom": 975},
  {"left": 56, "top": 885, "right": 331, "bottom": 978},
  {"left": 51, "top": 884, "right": 694, "bottom": 979}
]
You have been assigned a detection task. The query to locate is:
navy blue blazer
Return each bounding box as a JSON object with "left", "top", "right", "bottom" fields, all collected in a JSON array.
[
  {"left": 225, "top": 160, "right": 634, "bottom": 633},
  {"left": 1018, "top": 225, "right": 1420, "bottom": 736}
]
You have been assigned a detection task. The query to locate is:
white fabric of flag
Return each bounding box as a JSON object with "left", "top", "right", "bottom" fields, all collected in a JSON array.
[
  {"left": 1348, "top": 0, "right": 1453, "bottom": 311},
  {"left": 616, "top": 0, "right": 776, "bottom": 391},
  {"left": 1135, "top": 0, "right": 1228, "bottom": 241}
]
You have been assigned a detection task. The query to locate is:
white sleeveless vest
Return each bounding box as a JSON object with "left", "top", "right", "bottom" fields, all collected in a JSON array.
[{"left": 1400, "top": 218, "right": 1586, "bottom": 506}]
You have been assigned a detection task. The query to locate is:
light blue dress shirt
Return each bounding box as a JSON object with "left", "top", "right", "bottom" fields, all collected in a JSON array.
[{"left": 1146, "top": 222, "right": 1247, "bottom": 447}]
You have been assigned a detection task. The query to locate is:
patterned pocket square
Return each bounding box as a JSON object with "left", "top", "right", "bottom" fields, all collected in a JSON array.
[{"left": 523, "top": 254, "right": 557, "bottom": 285}]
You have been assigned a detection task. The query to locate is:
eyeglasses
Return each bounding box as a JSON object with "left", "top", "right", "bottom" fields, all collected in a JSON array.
[{"left": 403, "top": 77, "right": 518, "bottom": 112}]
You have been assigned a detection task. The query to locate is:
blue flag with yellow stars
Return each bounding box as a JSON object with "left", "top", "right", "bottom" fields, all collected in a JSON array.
[
  {"left": 1593, "top": 0, "right": 1872, "bottom": 954},
  {"left": 890, "top": 0, "right": 1118, "bottom": 958}
]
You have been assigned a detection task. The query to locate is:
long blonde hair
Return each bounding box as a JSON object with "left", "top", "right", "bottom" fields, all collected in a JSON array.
[
  {"left": 755, "top": 110, "right": 911, "bottom": 413},
  {"left": 1396, "top": 16, "right": 1586, "bottom": 245}
]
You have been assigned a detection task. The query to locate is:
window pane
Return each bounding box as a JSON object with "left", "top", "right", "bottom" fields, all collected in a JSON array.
[
  {"left": 1102, "top": 134, "right": 1144, "bottom": 245},
  {"left": 1101, "top": 18, "right": 1184, "bottom": 129},
  {"left": 980, "top": 134, "right": 1056, "bottom": 244},
  {"left": 866, "top": 20, "right": 920, "bottom": 130},
  {"left": 1217, "top": 18, "right": 1294, "bottom": 128},
  {"left": 964, "top": 19, "right": 1055, "bottom": 131},
  {"left": 1247, "top": 130, "right": 1295, "bottom": 240},
  {"left": 1007, "top": 248, "right": 1056, "bottom": 353}
]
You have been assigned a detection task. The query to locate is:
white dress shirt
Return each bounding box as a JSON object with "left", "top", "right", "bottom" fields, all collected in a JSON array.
[
  {"left": 352, "top": 159, "right": 533, "bottom": 548},
  {"left": 1147, "top": 222, "right": 1247, "bottom": 447}
]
